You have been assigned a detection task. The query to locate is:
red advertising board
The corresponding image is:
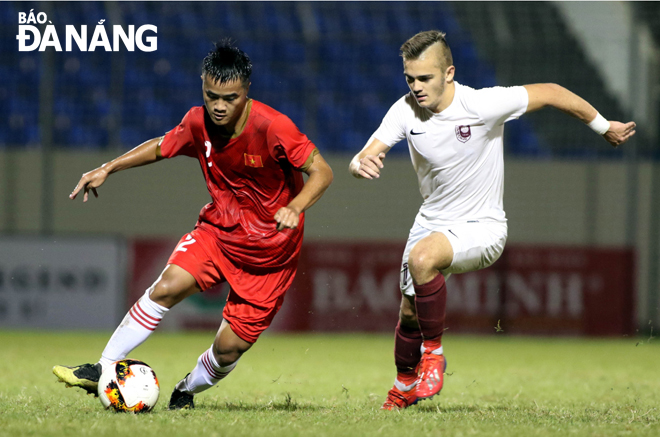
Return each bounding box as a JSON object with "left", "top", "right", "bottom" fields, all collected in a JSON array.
[{"left": 129, "top": 240, "right": 635, "bottom": 336}]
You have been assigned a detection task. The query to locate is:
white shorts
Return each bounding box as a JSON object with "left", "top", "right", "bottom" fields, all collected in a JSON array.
[{"left": 399, "top": 220, "right": 508, "bottom": 297}]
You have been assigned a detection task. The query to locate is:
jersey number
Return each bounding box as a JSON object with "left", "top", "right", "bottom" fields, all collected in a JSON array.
[
  {"left": 204, "top": 141, "right": 213, "bottom": 168},
  {"left": 175, "top": 235, "right": 196, "bottom": 252}
]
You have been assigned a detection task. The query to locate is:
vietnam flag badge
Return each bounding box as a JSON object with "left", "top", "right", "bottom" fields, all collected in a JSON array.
[{"left": 244, "top": 154, "right": 264, "bottom": 168}]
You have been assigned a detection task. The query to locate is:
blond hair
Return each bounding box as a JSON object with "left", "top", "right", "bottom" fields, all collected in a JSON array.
[{"left": 400, "top": 30, "right": 453, "bottom": 69}]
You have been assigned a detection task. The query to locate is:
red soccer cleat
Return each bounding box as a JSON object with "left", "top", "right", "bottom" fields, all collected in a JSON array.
[
  {"left": 381, "top": 385, "right": 418, "bottom": 410},
  {"left": 416, "top": 349, "right": 447, "bottom": 399}
]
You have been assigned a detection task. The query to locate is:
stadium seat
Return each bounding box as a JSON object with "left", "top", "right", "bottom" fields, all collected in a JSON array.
[{"left": 3, "top": 2, "right": 632, "bottom": 156}]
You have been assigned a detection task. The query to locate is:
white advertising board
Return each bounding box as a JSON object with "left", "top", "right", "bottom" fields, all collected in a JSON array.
[{"left": 0, "top": 237, "right": 126, "bottom": 329}]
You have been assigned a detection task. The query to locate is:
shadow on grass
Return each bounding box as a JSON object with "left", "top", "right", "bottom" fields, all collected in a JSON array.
[
  {"left": 415, "top": 403, "right": 512, "bottom": 413},
  {"left": 202, "top": 393, "right": 327, "bottom": 412},
  {"left": 198, "top": 396, "right": 515, "bottom": 414}
]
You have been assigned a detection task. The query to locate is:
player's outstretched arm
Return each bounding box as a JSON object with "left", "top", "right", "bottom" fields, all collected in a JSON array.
[
  {"left": 70, "top": 136, "right": 165, "bottom": 202},
  {"left": 523, "top": 83, "right": 636, "bottom": 148},
  {"left": 274, "top": 149, "right": 334, "bottom": 231},
  {"left": 349, "top": 138, "right": 390, "bottom": 179}
]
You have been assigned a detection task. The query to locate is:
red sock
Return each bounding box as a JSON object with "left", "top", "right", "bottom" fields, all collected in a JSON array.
[
  {"left": 396, "top": 372, "right": 418, "bottom": 387},
  {"left": 394, "top": 321, "right": 422, "bottom": 375},
  {"left": 422, "top": 337, "right": 442, "bottom": 352},
  {"left": 413, "top": 273, "right": 447, "bottom": 341}
]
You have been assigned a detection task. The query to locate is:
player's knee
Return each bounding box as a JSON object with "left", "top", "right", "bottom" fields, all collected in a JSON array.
[
  {"left": 218, "top": 352, "right": 241, "bottom": 367},
  {"left": 212, "top": 343, "right": 245, "bottom": 367},
  {"left": 150, "top": 277, "right": 187, "bottom": 308},
  {"left": 408, "top": 248, "right": 436, "bottom": 284}
]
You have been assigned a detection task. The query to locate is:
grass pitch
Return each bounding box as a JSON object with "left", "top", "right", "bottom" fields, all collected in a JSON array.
[{"left": 0, "top": 331, "right": 658, "bottom": 436}]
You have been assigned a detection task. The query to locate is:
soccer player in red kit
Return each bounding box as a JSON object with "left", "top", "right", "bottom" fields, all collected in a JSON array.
[{"left": 52, "top": 41, "right": 334, "bottom": 409}]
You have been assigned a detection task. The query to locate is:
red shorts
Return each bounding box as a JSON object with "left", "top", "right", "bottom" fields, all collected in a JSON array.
[{"left": 167, "top": 223, "right": 297, "bottom": 343}]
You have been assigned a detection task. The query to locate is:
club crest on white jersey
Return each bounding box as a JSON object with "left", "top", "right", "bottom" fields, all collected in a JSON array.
[{"left": 455, "top": 125, "right": 472, "bottom": 143}]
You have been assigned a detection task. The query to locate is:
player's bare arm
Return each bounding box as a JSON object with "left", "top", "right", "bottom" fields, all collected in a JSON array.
[
  {"left": 274, "top": 149, "right": 334, "bottom": 231},
  {"left": 70, "top": 136, "right": 165, "bottom": 202},
  {"left": 523, "top": 83, "right": 636, "bottom": 147},
  {"left": 349, "top": 138, "right": 390, "bottom": 180}
]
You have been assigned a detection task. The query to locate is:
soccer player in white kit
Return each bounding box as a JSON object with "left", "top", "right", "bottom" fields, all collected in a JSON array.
[{"left": 349, "top": 30, "right": 637, "bottom": 410}]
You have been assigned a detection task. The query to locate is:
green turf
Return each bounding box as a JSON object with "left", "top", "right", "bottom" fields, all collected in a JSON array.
[{"left": 0, "top": 330, "right": 658, "bottom": 436}]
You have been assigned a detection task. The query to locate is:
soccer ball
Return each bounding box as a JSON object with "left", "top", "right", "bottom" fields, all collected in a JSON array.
[{"left": 98, "top": 359, "right": 160, "bottom": 413}]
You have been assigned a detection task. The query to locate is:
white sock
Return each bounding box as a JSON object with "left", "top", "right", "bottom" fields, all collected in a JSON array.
[
  {"left": 420, "top": 344, "right": 444, "bottom": 355},
  {"left": 98, "top": 289, "right": 168, "bottom": 371},
  {"left": 176, "top": 346, "right": 238, "bottom": 394}
]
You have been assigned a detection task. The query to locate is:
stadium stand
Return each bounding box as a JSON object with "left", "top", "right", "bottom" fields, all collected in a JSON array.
[
  {"left": 1, "top": 2, "right": 638, "bottom": 158},
  {"left": 450, "top": 1, "right": 628, "bottom": 159}
]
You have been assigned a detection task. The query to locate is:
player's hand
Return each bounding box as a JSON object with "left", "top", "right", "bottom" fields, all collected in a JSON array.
[
  {"left": 274, "top": 206, "right": 301, "bottom": 231},
  {"left": 603, "top": 121, "right": 636, "bottom": 147},
  {"left": 356, "top": 153, "right": 386, "bottom": 179},
  {"left": 70, "top": 166, "right": 110, "bottom": 202}
]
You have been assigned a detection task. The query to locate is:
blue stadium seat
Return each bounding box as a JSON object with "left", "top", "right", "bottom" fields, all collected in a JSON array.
[
  {"left": 272, "top": 102, "right": 305, "bottom": 131},
  {"left": 120, "top": 126, "right": 145, "bottom": 148},
  {"left": 314, "top": 7, "right": 343, "bottom": 37},
  {"left": 67, "top": 125, "right": 106, "bottom": 148},
  {"left": 6, "top": 125, "right": 39, "bottom": 147},
  {"left": 196, "top": 2, "right": 232, "bottom": 30},
  {"left": 1, "top": 3, "right": 16, "bottom": 25},
  {"left": 506, "top": 120, "right": 550, "bottom": 157},
  {"left": 51, "top": 8, "right": 78, "bottom": 26},
  {"left": 7, "top": 96, "right": 40, "bottom": 146},
  {"left": 341, "top": 3, "right": 372, "bottom": 36},
  {"left": 254, "top": 70, "right": 294, "bottom": 94},
  {"left": 9, "top": 98, "right": 38, "bottom": 120},
  {"left": 79, "top": 2, "right": 105, "bottom": 22},
  {"left": 317, "top": 41, "right": 345, "bottom": 64},
  {"left": 176, "top": 11, "right": 199, "bottom": 32},
  {"left": 340, "top": 129, "right": 369, "bottom": 153},
  {"left": 385, "top": 4, "right": 414, "bottom": 34},
  {"left": 3, "top": 2, "right": 548, "bottom": 154},
  {"left": 281, "top": 41, "right": 307, "bottom": 64},
  {"left": 269, "top": 3, "right": 301, "bottom": 35},
  {"left": 125, "top": 5, "right": 154, "bottom": 27},
  {"left": 0, "top": 66, "right": 15, "bottom": 87}
]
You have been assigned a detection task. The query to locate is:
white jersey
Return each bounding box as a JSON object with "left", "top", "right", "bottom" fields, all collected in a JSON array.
[{"left": 373, "top": 82, "right": 528, "bottom": 228}]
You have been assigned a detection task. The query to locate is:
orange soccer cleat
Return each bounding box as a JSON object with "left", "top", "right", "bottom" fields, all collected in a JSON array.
[
  {"left": 416, "top": 348, "right": 447, "bottom": 400},
  {"left": 381, "top": 385, "right": 418, "bottom": 410}
]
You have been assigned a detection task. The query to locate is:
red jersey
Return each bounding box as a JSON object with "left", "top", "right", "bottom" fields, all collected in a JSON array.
[{"left": 160, "top": 101, "right": 316, "bottom": 270}]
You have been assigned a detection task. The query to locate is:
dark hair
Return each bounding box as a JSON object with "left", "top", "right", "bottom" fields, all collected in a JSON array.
[
  {"left": 202, "top": 39, "right": 252, "bottom": 87},
  {"left": 400, "top": 30, "right": 453, "bottom": 69}
]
